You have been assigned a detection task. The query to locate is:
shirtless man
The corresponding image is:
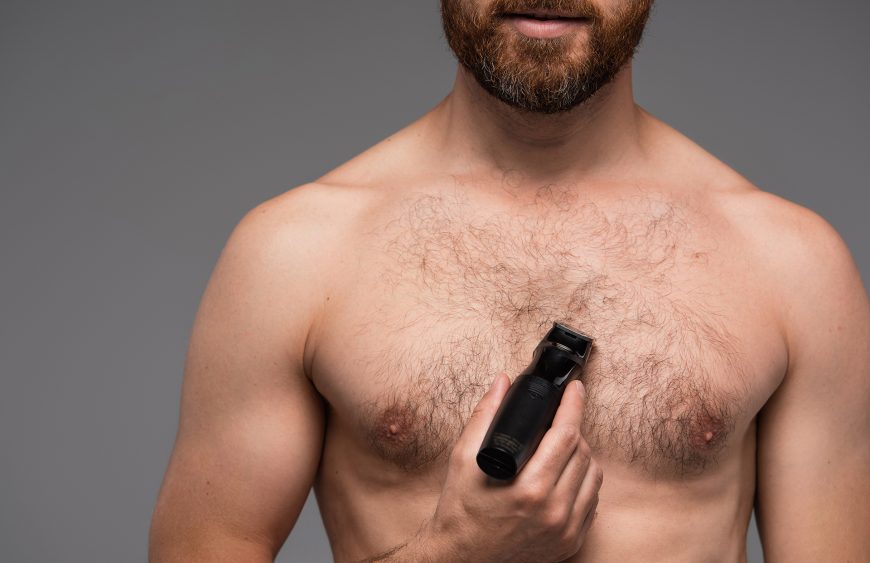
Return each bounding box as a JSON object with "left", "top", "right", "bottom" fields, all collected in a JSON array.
[{"left": 149, "top": 1, "right": 870, "bottom": 561}]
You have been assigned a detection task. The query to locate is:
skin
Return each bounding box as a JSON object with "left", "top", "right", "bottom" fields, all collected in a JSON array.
[{"left": 149, "top": 2, "right": 870, "bottom": 562}]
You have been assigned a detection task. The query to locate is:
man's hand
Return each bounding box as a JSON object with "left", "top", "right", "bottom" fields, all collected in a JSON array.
[{"left": 415, "top": 373, "right": 602, "bottom": 563}]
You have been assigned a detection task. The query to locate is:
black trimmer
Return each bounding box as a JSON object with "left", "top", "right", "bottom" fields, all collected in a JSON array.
[{"left": 477, "top": 321, "right": 594, "bottom": 480}]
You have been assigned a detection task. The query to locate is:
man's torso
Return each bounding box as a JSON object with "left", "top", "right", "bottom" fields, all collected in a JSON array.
[{"left": 297, "top": 119, "right": 787, "bottom": 562}]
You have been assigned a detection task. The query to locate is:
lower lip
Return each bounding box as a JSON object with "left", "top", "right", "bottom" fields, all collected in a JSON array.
[{"left": 505, "top": 16, "right": 590, "bottom": 39}]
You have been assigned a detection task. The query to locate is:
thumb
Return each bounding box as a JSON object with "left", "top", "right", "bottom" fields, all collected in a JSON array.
[{"left": 456, "top": 372, "right": 511, "bottom": 450}]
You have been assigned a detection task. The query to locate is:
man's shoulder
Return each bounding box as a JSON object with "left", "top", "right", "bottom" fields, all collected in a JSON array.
[
  {"left": 658, "top": 114, "right": 856, "bottom": 279},
  {"left": 246, "top": 180, "right": 374, "bottom": 224},
  {"left": 714, "top": 184, "right": 865, "bottom": 330},
  {"left": 647, "top": 111, "right": 845, "bottom": 261},
  {"left": 716, "top": 186, "right": 853, "bottom": 275},
  {"left": 230, "top": 181, "right": 379, "bottom": 267},
  {"left": 229, "top": 114, "right": 433, "bottom": 285}
]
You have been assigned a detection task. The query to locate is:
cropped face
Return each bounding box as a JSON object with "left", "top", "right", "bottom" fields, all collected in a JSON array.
[{"left": 441, "top": 0, "right": 653, "bottom": 113}]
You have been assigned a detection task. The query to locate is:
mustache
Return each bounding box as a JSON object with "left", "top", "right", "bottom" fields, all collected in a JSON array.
[{"left": 487, "top": 0, "right": 601, "bottom": 19}]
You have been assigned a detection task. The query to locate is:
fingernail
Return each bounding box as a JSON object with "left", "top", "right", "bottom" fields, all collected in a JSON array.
[{"left": 574, "top": 380, "right": 585, "bottom": 395}]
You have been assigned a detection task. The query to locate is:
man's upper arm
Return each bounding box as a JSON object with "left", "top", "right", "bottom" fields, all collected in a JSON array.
[
  {"left": 150, "top": 188, "right": 333, "bottom": 561},
  {"left": 755, "top": 204, "right": 870, "bottom": 561}
]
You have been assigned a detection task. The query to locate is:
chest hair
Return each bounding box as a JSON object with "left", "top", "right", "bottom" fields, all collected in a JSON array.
[{"left": 353, "top": 188, "right": 750, "bottom": 479}]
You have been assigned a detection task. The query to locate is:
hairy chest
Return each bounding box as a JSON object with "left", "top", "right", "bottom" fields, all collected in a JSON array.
[{"left": 315, "top": 189, "right": 779, "bottom": 480}]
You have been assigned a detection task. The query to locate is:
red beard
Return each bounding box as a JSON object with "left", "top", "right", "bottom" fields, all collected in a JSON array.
[{"left": 440, "top": 0, "right": 654, "bottom": 113}]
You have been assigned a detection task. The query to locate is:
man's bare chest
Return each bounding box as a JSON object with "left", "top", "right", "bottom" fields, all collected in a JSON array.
[{"left": 312, "top": 189, "right": 784, "bottom": 480}]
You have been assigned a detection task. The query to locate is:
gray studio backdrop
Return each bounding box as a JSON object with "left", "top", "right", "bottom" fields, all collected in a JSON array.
[{"left": 1, "top": 2, "right": 867, "bottom": 562}]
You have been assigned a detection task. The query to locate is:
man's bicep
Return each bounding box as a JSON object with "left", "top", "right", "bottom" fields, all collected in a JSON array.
[
  {"left": 755, "top": 366, "right": 870, "bottom": 561},
  {"left": 152, "top": 376, "right": 325, "bottom": 561},
  {"left": 755, "top": 212, "right": 870, "bottom": 561},
  {"left": 150, "top": 195, "right": 329, "bottom": 561}
]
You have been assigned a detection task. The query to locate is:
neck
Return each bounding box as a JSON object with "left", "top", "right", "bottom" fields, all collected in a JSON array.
[{"left": 428, "top": 62, "right": 648, "bottom": 186}]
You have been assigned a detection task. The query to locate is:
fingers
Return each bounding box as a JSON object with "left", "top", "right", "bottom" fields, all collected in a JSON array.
[
  {"left": 455, "top": 372, "right": 510, "bottom": 453},
  {"left": 568, "top": 459, "right": 603, "bottom": 538},
  {"left": 551, "top": 434, "right": 591, "bottom": 502},
  {"left": 516, "top": 381, "right": 586, "bottom": 488},
  {"left": 551, "top": 380, "right": 586, "bottom": 430}
]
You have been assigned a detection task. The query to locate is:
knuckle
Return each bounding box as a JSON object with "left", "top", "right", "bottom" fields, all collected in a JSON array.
[
  {"left": 556, "top": 425, "right": 581, "bottom": 447},
  {"left": 517, "top": 483, "right": 547, "bottom": 506},
  {"left": 560, "top": 523, "right": 580, "bottom": 550},
  {"left": 576, "top": 442, "right": 591, "bottom": 465},
  {"left": 468, "top": 404, "right": 486, "bottom": 421},
  {"left": 450, "top": 450, "right": 464, "bottom": 469},
  {"left": 543, "top": 506, "right": 568, "bottom": 530},
  {"left": 449, "top": 446, "right": 471, "bottom": 470}
]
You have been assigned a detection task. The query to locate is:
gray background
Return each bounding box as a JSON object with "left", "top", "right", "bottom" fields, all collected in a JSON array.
[{"left": 1, "top": 1, "right": 867, "bottom": 562}]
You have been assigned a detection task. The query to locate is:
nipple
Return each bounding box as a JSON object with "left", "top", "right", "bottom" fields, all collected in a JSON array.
[
  {"left": 687, "top": 409, "right": 728, "bottom": 451},
  {"left": 367, "top": 400, "right": 437, "bottom": 472},
  {"left": 373, "top": 403, "right": 417, "bottom": 445}
]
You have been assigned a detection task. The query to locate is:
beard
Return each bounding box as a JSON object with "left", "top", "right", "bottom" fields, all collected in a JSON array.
[{"left": 440, "top": 0, "right": 654, "bottom": 113}]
